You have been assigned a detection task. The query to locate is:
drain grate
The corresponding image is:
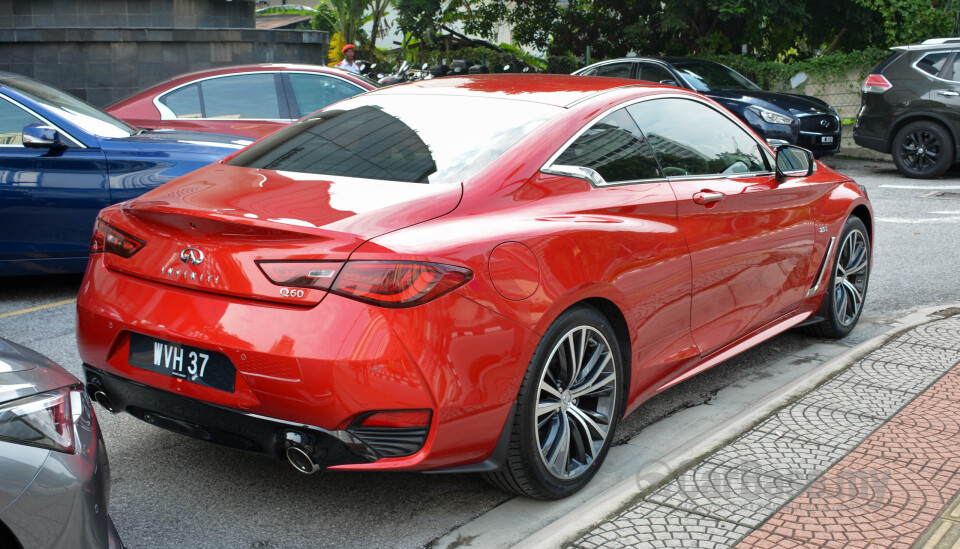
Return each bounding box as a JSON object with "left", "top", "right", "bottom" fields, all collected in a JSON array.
[{"left": 923, "top": 191, "right": 960, "bottom": 200}]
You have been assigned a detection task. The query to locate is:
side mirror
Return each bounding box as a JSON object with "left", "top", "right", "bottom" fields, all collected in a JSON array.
[
  {"left": 660, "top": 79, "right": 680, "bottom": 87},
  {"left": 775, "top": 145, "right": 815, "bottom": 178},
  {"left": 22, "top": 123, "right": 63, "bottom": 148}
]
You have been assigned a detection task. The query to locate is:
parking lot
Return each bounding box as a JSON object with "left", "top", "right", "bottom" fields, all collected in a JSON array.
[{"left": 2, "top": 156, "right": 960, "bottom": 548}]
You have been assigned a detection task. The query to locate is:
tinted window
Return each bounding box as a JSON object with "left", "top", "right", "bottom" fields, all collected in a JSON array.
[
  {"left": 555, "top": 108, "right": 661, "bottom": 182},
  {"left": 670, "top": 61, "right": 761, "bottom": 92},
  {"left": 229, "top": 95, "right": 559, "bottom": 184},
  {"left": 288, "top": 73, "right": 364, "bottom": 116},
  {"left": 595, "top": 63, "right": 634, "bottom": 79},
  {"left": 628, "top": 98, "right": 767, "bottom": 176},
  {"left": 638, "top": 63, "right": 674, "bottom": 84},
  {"left": 200, "top": 73, "right": 281, "bottom": 119},
  {"left": 917, "top": 52, "right": 951, "bottom": 76},
  {"left": 0, "top": 97, "right": 44, "bottom": 146},
  {"left": 0, "top": 74, "right": 134, "bottom": 137},
  {"left": 159, "top": 83, "right": 202, "bottom": 118}
]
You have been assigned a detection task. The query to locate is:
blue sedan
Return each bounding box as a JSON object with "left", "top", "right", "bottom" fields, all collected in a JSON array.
[{"left": 0, "top": 72, "right": 252, "bottom": 276}]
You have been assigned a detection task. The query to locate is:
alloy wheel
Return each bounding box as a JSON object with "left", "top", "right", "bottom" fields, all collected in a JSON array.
[
  {"left": 535, "top": 325, "right": 617, "bottom": 480},
  {"left": 833, "top": 228, "right": 869, "bottom": 326},
  {"left": 900, "top": 129, "right": 941, "bottom": 172}
]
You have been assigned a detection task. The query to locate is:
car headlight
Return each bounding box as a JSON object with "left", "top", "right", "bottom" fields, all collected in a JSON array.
[
  {"left": 0, "top": 387, "right": 84, "bottom": 453},
  {"left": 747, "top": 105, "right": 794, "bottom": 125}
]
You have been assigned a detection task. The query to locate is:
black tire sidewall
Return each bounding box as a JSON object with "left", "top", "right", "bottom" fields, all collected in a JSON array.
[
  {"left": 516, "top": 306, "right": 624, "bottom": 499},
  {"left": 893, "top": 121, "right": 954, "bottom": 179},
  {"left": 818, "top": 217, "right": 870, "bottom": 337}
]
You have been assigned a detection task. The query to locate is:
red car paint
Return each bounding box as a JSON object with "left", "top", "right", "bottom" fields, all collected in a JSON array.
[
  {"left": 77, "top": 75, "right": 872, "bottom": 476},
  {"left": 106, "top": 64, "right": 378, "bottom": 139}
]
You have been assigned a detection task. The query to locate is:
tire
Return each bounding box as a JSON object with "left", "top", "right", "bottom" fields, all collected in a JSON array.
[
  {"left": 483, "top": 305, "right": 623, "bottom": 499},
  {"left": 892, "top": 121, "right": 954, "bottom": 179},
  {"left": 803, "top": 216, "right": 870, "bottom": 339}
]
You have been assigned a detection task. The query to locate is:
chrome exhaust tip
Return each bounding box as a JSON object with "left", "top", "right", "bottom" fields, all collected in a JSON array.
[
  {"left": 286, "top": 446, "right": 320, "bottom": 474},
  {"left": 90, "top": 387, "right": 118, "bottom": 414}
]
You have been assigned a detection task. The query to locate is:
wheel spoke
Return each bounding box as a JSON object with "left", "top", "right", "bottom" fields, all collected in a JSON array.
[
  {"left": 537, "top": 400, "right": 561, "bottom": 418},
  {"left": 546, "top": 412, "right": 570, "bottom": 475},
  {"left": 567, "top": 408, "right": 598, "bottom": 461},
  {"left": 572, "top": 370, "right": 615, "bottom": 399},
  {"left": 540, "top": 380, "right": 562, "bottom": 400},
  {"left": 571, "top": 351, "right": 611, "bottom": 395},
  {"left": 841, "top": 279, "right": 863, "bottom": 320},
  {"left": 568, "top": 404, "right": 609, "bottom": 441}
]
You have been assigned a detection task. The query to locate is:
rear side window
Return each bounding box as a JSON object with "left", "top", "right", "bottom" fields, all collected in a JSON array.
[
  {"left": 915, "top": 52, "right": 951, "bottom": 77},
  {"left": 594, "top": 63, "right": 634, "bottom": 79},
  {"left": 627, "top": 98, "right": 768, "bottom": 177},
  {"left": 287, "top": 73, "right": 365, "bottom": 116},
  {"left": 201, "top": 73, "right": 282, "bottom": 119},
  {"left": 159, "top": 83, "right": 202, "bottom": 118},
  {"left": 555, "top": 108, "right": 662, "bottom": 182}
]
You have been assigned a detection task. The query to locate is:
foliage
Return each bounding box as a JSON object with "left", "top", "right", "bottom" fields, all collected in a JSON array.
[
  {"left": 311, "top": 3, "right": 338, "bottom": 34},
  {"left": 545, "top": 54, "right": 579, "bottom": 74},
  {"left": 707, "top": 48, "right": 893, "bottom": 89}
]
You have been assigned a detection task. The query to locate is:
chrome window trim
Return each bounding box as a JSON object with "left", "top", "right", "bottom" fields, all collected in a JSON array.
[
  {"left": 910, "top": 50, "right": 960, "bottom": 83},
  {"left": 0, "top": 94, "right": 86, "bottom": 148},
  {"left": 153, "top": 70, "right": 367, "bottom": 121},
  {"left": 540, "top": 93, "right": 776, "bottom": 187}
]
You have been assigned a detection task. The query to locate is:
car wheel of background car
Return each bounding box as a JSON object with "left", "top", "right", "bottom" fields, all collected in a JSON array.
[
  {"left": 484, "top": 305, "right": 623, "bottom": 499},
  {"left": 803, "top": 216, "right": 870, "bottom": 338},
  {"left": 892, "top": 121, "right": 954, "bottom": 179}
]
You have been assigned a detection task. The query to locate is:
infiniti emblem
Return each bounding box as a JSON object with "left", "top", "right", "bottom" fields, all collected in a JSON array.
[
  {"left": 820, "top": 119, "right": 831, "bottom": 128},
  {"left": 180, "top": 247, "right": 205, "bottom": 266}
]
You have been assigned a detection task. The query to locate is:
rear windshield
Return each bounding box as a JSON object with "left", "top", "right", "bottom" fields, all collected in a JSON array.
[{"left": 228, "top": 94, "right": 559, "bottom": 184}]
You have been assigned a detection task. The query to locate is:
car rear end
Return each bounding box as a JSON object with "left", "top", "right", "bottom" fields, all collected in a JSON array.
[
  {"left": 853, "top": 50, "right": 909, "bottom": 152},
  {"left": 0, "top": 339, "right": 122, "bottom": 549}
]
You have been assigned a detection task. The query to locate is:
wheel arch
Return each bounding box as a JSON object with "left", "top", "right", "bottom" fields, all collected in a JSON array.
[
  {"left": 886, "top": 112, "right": 960, "bottom": 158},
  {"left": 850, "top": 203, "right": 873, "bottom": 243},
  {"left": 581, "top": 296, "right": 632, "bottom": 418}
]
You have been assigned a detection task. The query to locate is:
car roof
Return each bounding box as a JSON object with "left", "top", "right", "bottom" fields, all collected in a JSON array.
[
  {"left": 366, "top": 74, "right": 649, "bottom": 107},
  {"left": 582, "top": 57, "right": 721, "bottom": 66},
  {"left": 892, "top": 38, "right": 960, "bottom": 52},
  {"left": 140, "top": 63, "right": 374, "bottom": 91}
]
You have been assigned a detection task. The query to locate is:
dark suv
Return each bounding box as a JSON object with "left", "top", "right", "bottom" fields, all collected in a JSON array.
[
  {"left": 854, "top": 38, "right": 960, "bottom": 178},
  {"left": 574, "top": 57, "right": 842, "bottom": 156}
]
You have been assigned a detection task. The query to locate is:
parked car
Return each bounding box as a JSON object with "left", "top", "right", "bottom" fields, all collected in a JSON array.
[
  {"left": 853, "top": 38, "right": 960, "bottom": 178},
  {"left": 106, "top": 64, "right": 380, "bottom": 139},
  {"left": 0, "top": 337, "right": 122, "bottom": 549},
  {"left": 574, "top": 57, "right": 842, "bottom": 156},
  {"left": 77, "top": 75, "right": 872, "bottom": 500},
  {"left": 0, "top": 72, "right": 252, "bottom": 276}
]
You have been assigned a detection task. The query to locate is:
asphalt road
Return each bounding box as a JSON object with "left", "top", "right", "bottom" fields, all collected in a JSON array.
[{"left": 1, "top": 156, "right": 958, "bottom": 549}]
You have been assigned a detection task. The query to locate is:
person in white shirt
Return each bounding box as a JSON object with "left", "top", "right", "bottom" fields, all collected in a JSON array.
[{"left": 336, "top": 44, "right": 361, "bottom": 74}]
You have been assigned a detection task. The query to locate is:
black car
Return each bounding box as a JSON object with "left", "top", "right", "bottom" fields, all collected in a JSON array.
[
  {"left": 574, "top": 57, "right": 842, "bottom": 156},
  {"left": 854, "top": 38, "right": 960, "bottom": 178}
]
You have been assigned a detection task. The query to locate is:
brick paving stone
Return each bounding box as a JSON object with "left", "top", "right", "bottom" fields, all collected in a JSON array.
[
  {"left": 703, "top": 430, "right": 850, "bottom": 487},
  {"left": 567, "top": 501, "right": 751, "bottom": 549},
  {"left": 832, "top": 358, "right": 948, "bottom": 394},
  {"left": 647, "top": 462, "right": 801, "bottom": 527},
  {"left": 914, "top": 372, "right": 960, "bottom": 403},
  {"left": 855, "top": 415, "right": 960, "bottom": 473},
  {"left": 794, "top": 378, "right": 915, "bottom": 419},
  {"left": 865, "top": 341, "right": 960, "bottom": 372},
  {"left": 892, "top": 393, "right": 960, "bottom": 437},
  {"left": 896, "top": 320, "right": 960, "bottom": 351},
  {"left": 754, "top": 403, "right": 884, "bottom": 450}
]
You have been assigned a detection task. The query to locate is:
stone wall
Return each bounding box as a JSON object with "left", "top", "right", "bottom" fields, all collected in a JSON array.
[{"left": 0, "top": 0, "right": 328, "bottom": 107}]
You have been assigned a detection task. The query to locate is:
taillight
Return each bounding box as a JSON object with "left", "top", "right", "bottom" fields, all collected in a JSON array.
[
  {"left": 90, "top": 219, "right": 145, "bottom": 258},
  {"left": 863, "top": 74, "right": 892, "bottom": 93},
  {"left": 0, "top": 387, "right": 83, "bottom": 453},
  {"left": 330, "top": 261, "right": 472, "bottom": 307},
  {"left": 257, "top": 261, "right": 345, "bottom": 290}
]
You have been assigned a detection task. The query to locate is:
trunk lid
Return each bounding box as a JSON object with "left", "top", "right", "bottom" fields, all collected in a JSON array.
[{"left": 103, "top": 163, "right": 463, "bottom": 305}]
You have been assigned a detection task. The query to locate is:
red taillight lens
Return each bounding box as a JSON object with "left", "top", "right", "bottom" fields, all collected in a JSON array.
[
  {"left": 863, "top": 74, "right": 892, "bottom": 93},
  {"left": 0, "top": 388, "right": 82, "bottom": 453},
  {"left": 357, "top": 410, "right": 432, "bottom": 428},
  {"left": 257, "top": 261, "right": 345, "bottom": 290},
  {"left": 330, "top": 261, "right": 472, "bottom": 307},
  {"left": 90, "top": 219, "right": 145, "bottom": 258}
]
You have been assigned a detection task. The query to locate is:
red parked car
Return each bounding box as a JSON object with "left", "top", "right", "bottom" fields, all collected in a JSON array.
[
  {"left": 77, "top": 75, "right": 872, "bottom": 499},
  {"left": 105, "top": 64, "right": 379, "bottom": 139}
]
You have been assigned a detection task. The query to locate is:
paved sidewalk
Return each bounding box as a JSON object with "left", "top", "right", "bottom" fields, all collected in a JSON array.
[{"left": 564, "top": 314, "right": 960, "bottom": 549}]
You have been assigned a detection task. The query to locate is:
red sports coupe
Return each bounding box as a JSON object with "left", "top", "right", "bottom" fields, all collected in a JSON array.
[
  {"left": 77, "top": 75, "right": 872, "bottom": 499},
  {"left": 105, "top": 64, "right": 379, "bottom": 139}
]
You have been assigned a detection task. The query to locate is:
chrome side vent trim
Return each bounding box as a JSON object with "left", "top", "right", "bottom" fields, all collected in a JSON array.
[{"left": 807, "top": 236, "right": 836, "bottom": 297}]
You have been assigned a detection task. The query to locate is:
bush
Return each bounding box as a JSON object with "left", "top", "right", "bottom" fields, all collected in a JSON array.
[{"left": 546, "top": 54, "right": 579, "bottom": 74}]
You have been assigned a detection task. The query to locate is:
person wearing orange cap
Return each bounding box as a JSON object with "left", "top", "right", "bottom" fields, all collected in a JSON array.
[{"left": 336, "top": 44, "right": 361, "bottom": 74}]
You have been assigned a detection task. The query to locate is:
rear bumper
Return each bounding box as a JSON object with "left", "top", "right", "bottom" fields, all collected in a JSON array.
[{"left": 84, "top": 365, "right": 378, "bottom": 467}]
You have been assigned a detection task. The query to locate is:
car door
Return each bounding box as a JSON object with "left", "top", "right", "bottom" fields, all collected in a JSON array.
[
  {"left": 541, "top": 106, "right": 697, "bottom": 396},
  {"left": 627, "top": 96, "right": 817, "bottom": 356},
  {"left": 0, "top": 95, "right": 109, "bottom": 273},
  {"left": 154, "top": 72, "right": 290, "bottom": 136},
  {"left": 921, "top": 51, "right": 960, "bottom": 134}
]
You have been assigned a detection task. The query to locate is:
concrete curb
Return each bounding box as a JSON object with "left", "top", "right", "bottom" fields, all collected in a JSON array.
[{"left": 512, "top": 303, "right": 960, "bottom": 549}]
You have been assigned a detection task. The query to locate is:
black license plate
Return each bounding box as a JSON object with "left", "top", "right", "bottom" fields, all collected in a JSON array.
[{"left": 129, "top": 333, "right": 236, "bottom": 393}]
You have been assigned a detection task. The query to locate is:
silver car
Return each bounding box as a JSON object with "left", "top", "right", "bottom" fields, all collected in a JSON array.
[{"left": 0, "top": 338, "right": 122, "bottom": 548}]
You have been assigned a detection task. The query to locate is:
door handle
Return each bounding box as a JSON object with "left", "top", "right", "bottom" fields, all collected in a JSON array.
[
  {"left": 693, "top": 191, "right": 725, "bottom": 205},
  {"left": 937, "top": 90, "right": 960, "bottom": 97}
]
